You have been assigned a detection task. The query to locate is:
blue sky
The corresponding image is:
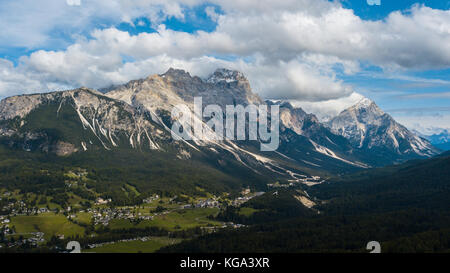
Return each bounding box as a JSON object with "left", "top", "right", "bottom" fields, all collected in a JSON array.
[
  {"left": 337, "top": 0, "right": 450, "bottom": 122},
  {"left": 343, "top": 0, "right": 450, "bottom": 19},
  {"left": 0, "top": 0, "right": 449, "bottom": 134}
]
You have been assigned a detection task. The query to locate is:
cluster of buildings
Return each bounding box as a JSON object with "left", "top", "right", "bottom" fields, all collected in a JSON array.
[
  {"left": 0, "top": 191, "right": 11, "bottom": 202},
  {"left": 143, "top": 195, "right": 160, "bottom": 204},
  {"left": 95, "top": 197, "right": 112, "bottom": 205},
  {"left": 195, "top": 199, "right": 219, "bottom": 208},
  {"left": 1, "top": 200, "right": 30, "bottom": 215},
  {"left": 88, "top": 207, "right": 154, "bottom": 226},
  {"left": 0, "top": 216, "right": 10, "bottom": 225},
  {"left": 201, "top": 222, "right": 247, "bottom": 234},
  {"left": 1, "top": 200, "right": 52, "bottom": 217},
  {"left": 20, "top": 232, "right": 45, "bottom": 246},
  {"left": 0, "top": 227, "right": 45, "bottom": 249}
]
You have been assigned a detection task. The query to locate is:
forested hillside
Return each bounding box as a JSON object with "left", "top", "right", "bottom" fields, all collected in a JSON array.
[{"left": 160, "top": 153, "right": 450, "bottom": 253}]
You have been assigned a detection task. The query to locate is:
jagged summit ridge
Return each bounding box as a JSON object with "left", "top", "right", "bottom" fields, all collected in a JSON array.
[
  {"left": 206, "top": 68, "right": 248, "bottom": 84},
  {"left": 0, "top": 87, "right": 104, "bottom": 121},
  {"left": 158, "top": 67, "right": 248, "bottom": 85},
  {"left": 352, "top": 97, "right": 374, "bottom": 109},
  {"left": 106, "top": 67, "right": 262, "bottom": 112}
]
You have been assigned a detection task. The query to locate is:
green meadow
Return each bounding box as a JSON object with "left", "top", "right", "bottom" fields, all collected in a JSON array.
[
  {"left": 9, "top": 213, "right": 85, "bottom": 240},
  {"left": 108, "top": 207, "right": 222, "bottom": 231}
]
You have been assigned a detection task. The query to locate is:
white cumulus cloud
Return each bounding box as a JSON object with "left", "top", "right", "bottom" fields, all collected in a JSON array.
[{"left": 0, "top": 0, "right": 449, "bottom": 117}]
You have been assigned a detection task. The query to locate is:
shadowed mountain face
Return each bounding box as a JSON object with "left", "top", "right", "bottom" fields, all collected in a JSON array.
[{"left": 0, "top": 68, "right": 440, "bottom": 185}]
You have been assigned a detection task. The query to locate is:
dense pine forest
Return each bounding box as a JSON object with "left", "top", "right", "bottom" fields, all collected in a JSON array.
[{"left": 159, "top": 152, "right": 450, "bottom": 253}]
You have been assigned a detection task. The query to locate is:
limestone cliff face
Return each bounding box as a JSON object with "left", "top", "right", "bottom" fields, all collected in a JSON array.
[
  {"left": 0, "top": 88, "right": 166, "bottom": 154},
  {"left": 106, "top": 68, "right": 263, "bottom": 115}
]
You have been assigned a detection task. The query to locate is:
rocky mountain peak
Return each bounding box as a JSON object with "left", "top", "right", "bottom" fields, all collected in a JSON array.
[
  {"left": 206, "top": 68, "right": 248, "bottom": 84},
  {"left": 327, "top": 97, "right": 439, "bottom": 159},
  {"left": 105, "top": 68, "right": 263, "bottom": 117},
  {"left": 345, "top": 98, "right": 384, "bottom": 117},
  {"left": 353, "top": 97, "right": 374, "bottom": 109},
  {"left": 75, "top": 87, "right": 105, "bottom": 97},
  {"left": 160, "top": 68, "right": 192, "bottom": 79}
]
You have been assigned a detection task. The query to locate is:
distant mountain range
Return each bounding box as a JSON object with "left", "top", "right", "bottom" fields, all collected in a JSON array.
[
  {"left": 419, "top": 130, "right": 450, "bottom": 151},
  {"left": 0, "top": 68, "right": 442, "bottom": 184}
]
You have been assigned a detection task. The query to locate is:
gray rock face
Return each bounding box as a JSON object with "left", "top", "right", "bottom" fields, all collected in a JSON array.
[
  {"left": 0, "top": 88, "right": 167, "bottom": 153},
  {"left": 106, "top": 68, "right": 262, "bottom": 115},
  {"left": 277, "top": 101, "right": 322, "bottom": 137},
  {"left": 326, "top": 98, "right": 439, "bottom": 157},
  {"left": 206, "top": 68, "right": 247, "bottom": 84},
  {"left": 51, "top": 141, "right": 78, "bottom": 156}
]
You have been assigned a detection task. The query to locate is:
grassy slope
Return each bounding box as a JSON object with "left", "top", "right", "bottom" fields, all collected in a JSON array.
[{"left": 10, "top": 213, "right": 85, "bottom": 240}]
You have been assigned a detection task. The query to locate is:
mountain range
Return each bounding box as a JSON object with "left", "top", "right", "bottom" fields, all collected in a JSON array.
[
  {"left": 0, "top": 68, "right": 442, "bottom": 185},
  {"left": 420, "top": 130, "right": 450, "bottom": 151}
]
